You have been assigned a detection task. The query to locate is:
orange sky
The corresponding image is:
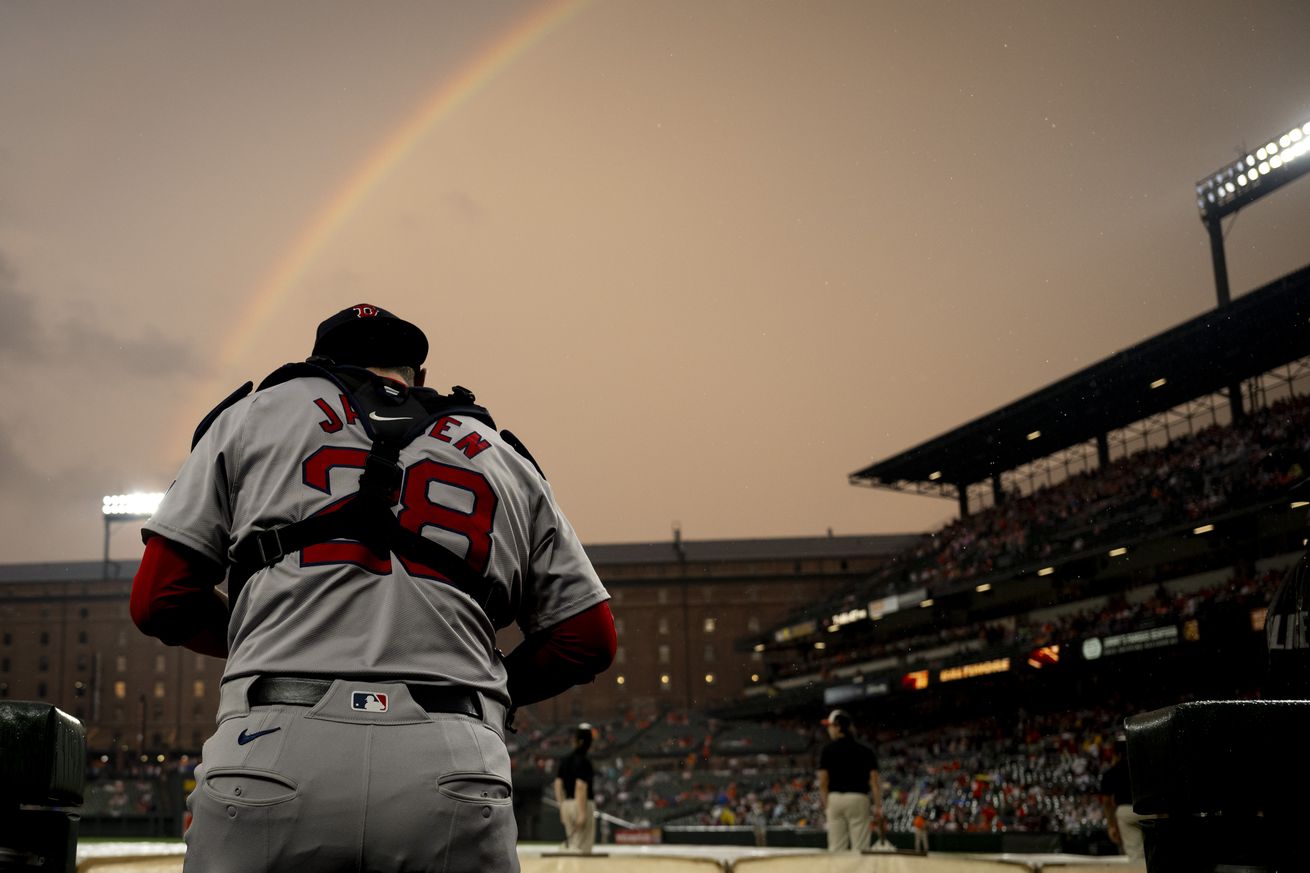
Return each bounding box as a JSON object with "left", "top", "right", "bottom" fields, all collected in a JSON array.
[{"left": 0, "top": 1, "right": 1308, "bottom": 563}]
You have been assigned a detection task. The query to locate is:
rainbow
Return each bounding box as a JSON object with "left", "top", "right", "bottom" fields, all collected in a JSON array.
[{"left": 175, "top": 0, "right": 589, "bottom": 451}]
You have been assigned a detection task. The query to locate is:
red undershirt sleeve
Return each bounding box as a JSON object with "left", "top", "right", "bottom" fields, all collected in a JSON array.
[
  {"left": 504, "top": 601, "right": 617, "bottom": 707},
  {"left": 131, "top": 535, "right": 230, "bottom": 659}
]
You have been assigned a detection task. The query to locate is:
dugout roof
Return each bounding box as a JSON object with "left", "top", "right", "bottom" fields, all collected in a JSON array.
[{"left": 850, "top": 262, "right": 1310, "bottom": 494}]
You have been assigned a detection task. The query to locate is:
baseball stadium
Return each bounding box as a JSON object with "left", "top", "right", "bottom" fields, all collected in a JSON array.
[{"left": 3, "top": 109, "right": 1309, "bottom": 872}]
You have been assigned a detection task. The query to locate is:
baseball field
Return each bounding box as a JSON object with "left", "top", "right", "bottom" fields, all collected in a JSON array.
[{"left": 75, "top": 840, "right": 1146, "bottom": 872}]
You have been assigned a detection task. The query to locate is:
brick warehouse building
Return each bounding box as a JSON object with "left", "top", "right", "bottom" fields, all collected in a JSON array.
[{"left": 0, "top": 532, "right": 916, "bottom": 758}]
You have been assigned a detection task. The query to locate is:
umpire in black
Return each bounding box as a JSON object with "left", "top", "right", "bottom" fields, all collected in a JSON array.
[{"left": 818, "top": 708, "right": 883, "bottom": 852}]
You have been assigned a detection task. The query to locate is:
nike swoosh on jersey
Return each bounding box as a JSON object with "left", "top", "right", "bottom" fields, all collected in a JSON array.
[
  {"left": 368, "top": 411, "right": 413, "bottom": 422},
  {"left": 237, "top": 726, "right": 283, "bottom": 745}
]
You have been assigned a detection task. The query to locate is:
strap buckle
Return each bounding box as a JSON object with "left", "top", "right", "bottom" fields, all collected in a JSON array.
[{"left": 254, "top": 528, "right": 286, "bottom": 566}]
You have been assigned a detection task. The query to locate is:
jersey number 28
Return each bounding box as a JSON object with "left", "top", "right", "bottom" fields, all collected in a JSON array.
[{"left": 298, "top": 447, "right": 498, "bottom": 582}]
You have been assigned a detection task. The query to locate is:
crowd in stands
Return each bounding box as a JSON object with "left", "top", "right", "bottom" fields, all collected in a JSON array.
[
  {"left": 818, "top": 392, "right": 1310, "bottom": 623},
  {"left": 81, "top": 778, "right": 161, "bottom": 817},
  {"left": 79, "top": 757, "right": 195, "bottom": 818}
]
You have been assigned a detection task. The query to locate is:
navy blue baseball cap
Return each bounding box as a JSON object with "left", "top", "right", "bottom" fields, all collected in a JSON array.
[{"left": 312, "top": 303, "right": 428, "bottom": 370}]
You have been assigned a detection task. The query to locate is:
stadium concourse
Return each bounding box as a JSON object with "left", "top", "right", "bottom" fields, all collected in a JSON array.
[{"left": 74, "top": 841, "right": 1146, "bottom": 872}]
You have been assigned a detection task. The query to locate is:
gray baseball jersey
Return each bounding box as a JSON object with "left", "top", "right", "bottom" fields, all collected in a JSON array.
[{"left": 145, "top": 375, "right": 608, "bottom": 705}]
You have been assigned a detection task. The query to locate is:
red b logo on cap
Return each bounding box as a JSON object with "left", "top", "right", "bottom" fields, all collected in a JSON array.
[{"left": 351, "top": 304, "right": 379, "bottom": 318}]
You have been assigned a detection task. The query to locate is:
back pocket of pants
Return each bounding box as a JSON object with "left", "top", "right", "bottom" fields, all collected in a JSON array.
[
  {"left": 203, "top": 767, "right": 299, "bottom": 806},
  {"left": 436, "top": 771, "right": 512, "bottom": 805}
]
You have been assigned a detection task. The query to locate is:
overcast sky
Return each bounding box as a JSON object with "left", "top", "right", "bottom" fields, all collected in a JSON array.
[{"left": 1, "top": 1, "right": 1308, "bottom": 565}]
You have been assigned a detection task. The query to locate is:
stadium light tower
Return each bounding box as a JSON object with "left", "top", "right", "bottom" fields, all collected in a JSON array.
[
  {"left": 102, "top": 492, "right": 164, "bottom": 579},
  {"left": 1197, "top": 118, "right": 1310, "bottom": 307},
  {"left": 1196, "top": 116, "right": 1310, "bottom": 421}
]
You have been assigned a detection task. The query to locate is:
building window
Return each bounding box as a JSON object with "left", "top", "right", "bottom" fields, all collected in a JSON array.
[
  {"left": 155, "top": 654, "right": 167, "bottom": 673},
  {"left": 194, "top": 655, "right": 205, "bottom": 671},
  {"left": 703, "top": 618, "right": 716, "bottom": 633},
  {"left": 80, "top": 607, "right": 89, "bottom": 619},
  {"left": 75, "top": 655, "right": 88, "bottom": 672},
  {"left": 0, "top": 683, "right": 7, "bottom": 697},
  {"left": 704, "top": 645, "right": 716, "bottom": 662},
  {"left": 38, "top": 656, "right": 49, "bottom": 672},
  {"left": 0, "top": 658, "right": 7, "bottom": 672},
  {"left": 658, "top": 617, "right": 669, "bottom": 635},
  {"left": 658, "top": 645, "right": 670, "bottom": 665},
  {"left": 154, "top": 681, "right": 166, "bottom": 699},
  {"left": 116, "top": 630, "right": 127, "bottom": 648},
  {"left": 747, "top": 616, "right": 761, "bottom": 633},
  {"left": 657, "top": 588, "right": 669, "bottom": 605},
  {"left": 117, "top": 656, "right": 128, "bottom": 673},
  {"left": 74, "top": 681, "right": 86, "bottom": 698},
  {"left": 659, "top": 674, "right": 671, "bottom": 691},
  {"left": 193, "top": 680, "right": 205, "bottom": 699},
  {"left": 2, "top": 633, "right": 10, "bottom": 646},
  {"left": 114, "top": 681, "right": 127, "bottom": 700},
  {"left": 751, "top": 651, "right": 763, "bottom": 662},
  {"left": 611, "top": 590, "right": 623, "bottom": 605},
  {"left": 78, "top": 631, "right": 88, "bottom": 645},
  {"left": 37, "top": 682, "right": 47, "bottom": 697},
  {"left": 40, "top": 632, "right": 50, "bottom": 646},
  {"left": 614, "top": 646, "right": 626, "bottom": 665}
]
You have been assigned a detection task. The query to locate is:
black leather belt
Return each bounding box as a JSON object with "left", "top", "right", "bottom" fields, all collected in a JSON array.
[{"left": 248, "top": 676, "right": 482, "bottom": 719}]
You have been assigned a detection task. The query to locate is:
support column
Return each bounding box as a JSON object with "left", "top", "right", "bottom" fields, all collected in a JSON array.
[{"left": 1206, "top": 216, "right": 1244, "bottom": 422}]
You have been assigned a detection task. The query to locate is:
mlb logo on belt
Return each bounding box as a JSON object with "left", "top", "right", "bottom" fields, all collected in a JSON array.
[{"left": 351, "top": 691, "right": 389, "bottom": 712}]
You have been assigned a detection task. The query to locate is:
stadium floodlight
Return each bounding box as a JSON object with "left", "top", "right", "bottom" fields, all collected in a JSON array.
[
  {"left": 102, "top": 491, "right": 165, "bottom": 579},
  {"left": 928, "top": 470, "right": 943, "bottom": 481},
  {"left": 1193, "top": 524, "right": 1215, "bottom": 534},
  {"left": 1037, "top": 566, "right": 1055, "bottom": 576},
  {"left": 1151, "top": 378, "right": 1167, "bottom": 389},
  {"left": 975, "top": 583, "right": 992, "bottom": 593},
  {"left": 919, "top": 598, "right": 935, "bottom": 608},
  {"left": 1197, "top": 116, "right": 1310, "bottom": 316},
  {"left": 1197, "top": 119, "right": 1310, "bottom": 222},
  {"left": 1027, "top": 431, "right": 1041, "bottom": 441},
  {"left": 1108, "top": 546, "right": 1128, "bottom": 557},
  {"left": 102, "top": 492, "right": 165, "bottom": 518},
  {"left": 1292, "top": 501, "right": 1310, "bottom": 509}
]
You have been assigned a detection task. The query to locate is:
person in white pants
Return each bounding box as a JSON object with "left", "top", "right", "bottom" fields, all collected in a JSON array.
[{"left": 817, "top": 709, "right": 882, "bottom": 852}]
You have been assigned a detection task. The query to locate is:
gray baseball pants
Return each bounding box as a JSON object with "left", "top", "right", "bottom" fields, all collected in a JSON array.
[{"left": 183, "top": 676, "right": 518, "bottom": 873}]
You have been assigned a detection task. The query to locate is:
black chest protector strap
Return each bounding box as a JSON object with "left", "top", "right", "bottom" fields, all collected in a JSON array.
[{"left": 225, "top": 359, "right": 509, "bottom": 623}]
